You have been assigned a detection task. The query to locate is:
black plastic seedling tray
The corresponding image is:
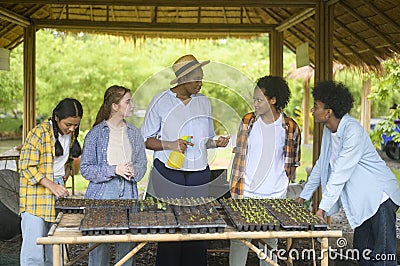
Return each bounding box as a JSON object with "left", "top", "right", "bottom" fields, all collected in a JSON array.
[
  {"left": 219, "top": 199, "right": 280, "bottom": 232},
  {"left": 80, "top": 207, "right": 129, "bottom": 235},
  {"left": 173, "top": 205, "right": 227, "bottom": 234},
  {"left": 129, "top": 207, "right": 179, "bottom": 234},
  {"left": 56, "top": 198, "right": 137, "bottom": 214}
]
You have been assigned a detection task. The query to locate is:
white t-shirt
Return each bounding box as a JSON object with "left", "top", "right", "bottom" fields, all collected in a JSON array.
[
  {"left": 54, "top": 131, "right": 71, "bottom": 179},
  {"left": 243, "top": 114, "right": 288, "bottom": 198},
  {"left": 330, "top": 132, "right": 339, "bottom": 169}
]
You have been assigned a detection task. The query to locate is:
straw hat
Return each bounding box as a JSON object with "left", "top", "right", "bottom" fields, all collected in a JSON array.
[{"left": 170, "top": 54, "right": 210, "bottom": 85}]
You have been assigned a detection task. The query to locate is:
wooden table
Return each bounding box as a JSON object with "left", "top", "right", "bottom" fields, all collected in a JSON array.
[
  {"left": 0, "top": 146, "right": 20, "bottom": 171},
  {"left": 37, "top": 213, "right": 342, "bottom": 266}
]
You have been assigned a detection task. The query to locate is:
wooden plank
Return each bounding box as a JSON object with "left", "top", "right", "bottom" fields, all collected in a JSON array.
[
  {"left": 23, "top": 25, "right": 36, "bottom": 140},
  {"left": 0, "top": 0, "right": 318, "bottom": 8},
  {"left": 33, "top": 19, "right": 275, "bottom": 33}
]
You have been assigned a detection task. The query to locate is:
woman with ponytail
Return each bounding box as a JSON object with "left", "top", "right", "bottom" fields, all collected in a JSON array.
[
  {"left": 19, "top": 98, "right": 83, "bottom": 265},
  {"left": 80, "top": 85, "right": 147, "bottom": 266}
]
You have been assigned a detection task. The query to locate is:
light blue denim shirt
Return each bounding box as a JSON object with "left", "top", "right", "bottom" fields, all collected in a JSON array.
[
  {"left": 300, "top": 114, "right": 400, "bottom": 228},
  {"left": 80, "top": 120, "right": 147, "bottom": 199},
  {"left": 141, "top": 89, "right": 215, "bottom": 171}
]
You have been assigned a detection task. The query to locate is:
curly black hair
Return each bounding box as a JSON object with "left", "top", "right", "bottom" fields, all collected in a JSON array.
[
  {"left": 312, "top": 81, "right": 354, "bottom": 119},
  {"left": 256, "top": 75, "right": 290, "bottom": 111}
]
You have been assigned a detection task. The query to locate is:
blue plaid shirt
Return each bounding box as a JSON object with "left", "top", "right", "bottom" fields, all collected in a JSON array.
[{"left": 80, "top": 120, "right": 147, "bottom": 200}]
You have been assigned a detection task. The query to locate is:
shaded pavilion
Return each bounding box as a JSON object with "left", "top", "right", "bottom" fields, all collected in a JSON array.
[{"left": 1, "top": 0, "right": 400, "bottom": 210}]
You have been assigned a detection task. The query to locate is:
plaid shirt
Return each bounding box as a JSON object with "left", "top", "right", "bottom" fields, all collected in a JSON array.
[
  {"left": 230, "top": 112, "right": 301, "bottom": 199},
  {"left": 19, "top": 120, "right": 74, "bottom": 222}
]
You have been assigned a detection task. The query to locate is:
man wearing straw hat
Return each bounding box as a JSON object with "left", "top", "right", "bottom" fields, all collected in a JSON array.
[{"left": 141, "top": 54, "right": 230, "bottom": 266}]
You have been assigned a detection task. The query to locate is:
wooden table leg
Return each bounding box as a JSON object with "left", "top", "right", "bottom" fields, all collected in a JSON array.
[
  {"left": 240, "top": 239, "right": 278, "bottom": 266},
  {"left": 320, "top": 237, "right": 329, "bottom": 266},
  {"left": 53, "top": 244, "right": 61, "bottom": 266},
  {"left": 115, "top": 242, "right": 148, "bottom": 266},
  {"left": 286, "top": 238, "right": 293, "bottom": 266}
]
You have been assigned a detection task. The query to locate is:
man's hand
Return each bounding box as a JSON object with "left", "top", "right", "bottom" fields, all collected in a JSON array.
[
  {"left": 215, "top": 135, "right": 230, "bottom": 148},
  {"left": 316, "top": 208, "right": 326, "bottom": 223},
  {"left": 295, "top": 197, "right": 305, "bottom": 205}
]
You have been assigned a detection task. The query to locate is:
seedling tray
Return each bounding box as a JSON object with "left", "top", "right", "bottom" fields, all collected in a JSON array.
[
  {"left": 264, "top": 198, "right": 327, "bottom": 231},
  {"left": 129, "top": 206, "right": 179, "bottom": 234},
  {"left": 56, "top": 198, "right": 137, "bottom": 213},
  {"left": 219, "top": 198, "right": 280, "bottom": 232},
  {"left": 80, "top": 207, "right": 129, "bottom": 235},
  {"left": 173, "top": 205, "right": 227, "bottom": 234}
]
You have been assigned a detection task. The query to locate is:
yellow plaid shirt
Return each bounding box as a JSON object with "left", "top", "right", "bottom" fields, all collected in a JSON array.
[{"left": 19, "top": 120, "right": 73, "bottom": 222}]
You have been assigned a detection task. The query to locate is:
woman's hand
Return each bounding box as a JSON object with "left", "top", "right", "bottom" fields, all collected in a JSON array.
[
  {"left": 39, "top": 177, "right": 69, "bottom": 198},
  {"left": 116, "top": 162, "right": 135, "bottom": 181},
  {"left": 49, "top": 182, "right": 69, "bottom": 198}
]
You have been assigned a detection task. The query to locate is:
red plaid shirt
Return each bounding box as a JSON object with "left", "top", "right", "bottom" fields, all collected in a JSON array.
[{"left": 230, "top": 112, "right": 301, "bottom": 198}]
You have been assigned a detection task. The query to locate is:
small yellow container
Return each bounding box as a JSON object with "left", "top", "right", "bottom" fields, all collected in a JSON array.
[
  {"left": 167, "top": 151, "right": 185, "bottom": 169},
  {"left": 167, "top": 135, "right": 193, "bottom": 169}
]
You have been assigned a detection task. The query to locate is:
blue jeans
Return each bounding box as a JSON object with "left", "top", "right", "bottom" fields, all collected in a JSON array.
[
  {"left": 88, "top": 243, "right": 135, "bottom": 266},
  {"left": 353, "top": 198, "right": 399, "bottom": 266},
  {"left": 20, "top": 212, "right": 54, "bottom": 266}
]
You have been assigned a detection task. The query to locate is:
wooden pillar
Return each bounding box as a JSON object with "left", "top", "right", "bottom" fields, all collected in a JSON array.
[
  {"left": 270, "top": 29, "right": 283, "bottom": 77},
  {"left": 303, "top": 79, "right": 310, "bottom": 144},
  {"left": 360, "top": 78, "right": 371, "bottom": 131},
  {"left": 23, "top": 25, "right": 36, "bottom": 141},
  {"left": 312, "top": 1, "right": 334, "bottom": 213}
]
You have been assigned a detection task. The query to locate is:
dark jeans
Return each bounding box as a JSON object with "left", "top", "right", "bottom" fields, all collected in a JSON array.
[
  {"left": 153, "top": 159, "right": 210, "bottom": 266},
  {"left": 151, "top": 158, "right": 211, "bottom": 198},
  {"left": 353, "top": 198, "right": 399, "bottom": 266}
]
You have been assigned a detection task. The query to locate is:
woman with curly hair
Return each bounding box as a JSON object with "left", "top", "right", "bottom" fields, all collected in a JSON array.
[
  {"left": 297, "top": 81, "right": 400, "bottom": 266},
  {"left": 230, "top": 75, "right": 301, "bottom": 266}
]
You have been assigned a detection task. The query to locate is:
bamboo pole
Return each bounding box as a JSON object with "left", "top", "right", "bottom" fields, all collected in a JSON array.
[
  {"left": 53, "top": 245, "right": 61, "bottom": 266},
  {"left": 115, "top": 242, "right": 148, "bottom": 266},
  {"left": 65, "top": 243, "right": 101, "bottom": 266},
  {"left": 286, "top": 237, "right": 293, "bottom": 265},
  {"left": 240, "top": 239, "right": 278, "bottom": 266},
  {"left": 320, "top": 237, "right": 329, "bottom": 266},
  {"left": 49, "top": 212, "right": 64, "bottom": 236}
]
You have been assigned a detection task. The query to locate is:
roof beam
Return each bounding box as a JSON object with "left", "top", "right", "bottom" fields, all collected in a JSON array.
[
  {"left": 0, "top": 0, "right": 318, "bottom": 7},
  {"left": 0, "top": 6, "right": 30, "bottom": 27},
  {"left": 338, "top": 1, "right": 400, "bottom": 53},
  {"left": 33, "top": 19, "right": 274, "bottom": 33},
  {"left": 276, "top": 8, "right": 314, "bottom": 32},
  {"left": 362, "top": 0, "right": 400, "bottom": 35},
  {"left": 334, "top": 19, "right": 382, "bottom": 56}
]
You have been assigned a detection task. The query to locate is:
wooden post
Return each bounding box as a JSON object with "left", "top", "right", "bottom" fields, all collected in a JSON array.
[
  {"left": 53, "top": 244, "right": 61, "bottom": 266},
  {"left": 360, "top": 78, "right": 371, "bottom": 131},
  {"left": 23, "top": 25, "right": 36, "bottom": 141},
  {"left": 312, "top": 1, "right": 334, "bottom": 214},
  {"left": 270, "top": 29, "right": 283, "bottom": 77},
  {"left": 286, "top": 237, "right": 293, "bottom": 265},
  {"left": 320, "top": 237, "right": 329, "bottom": 266},
  {"left": 303, "top": 79, "right": 310, "bottom": 144}
]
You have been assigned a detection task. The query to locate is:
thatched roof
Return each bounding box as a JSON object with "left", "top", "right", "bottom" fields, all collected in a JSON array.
[{"left": 1, "top": 0, "right": 400, "bottom": 73}]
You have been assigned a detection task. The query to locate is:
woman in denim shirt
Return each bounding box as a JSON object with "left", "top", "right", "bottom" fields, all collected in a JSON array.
[{"left": 80, "top": 85, "right": 147, "bottom": 266}]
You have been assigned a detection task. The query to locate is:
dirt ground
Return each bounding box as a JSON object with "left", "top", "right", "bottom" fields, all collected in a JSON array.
[{"left": 1, "top": 151, "right": 399, "bottom": 266}]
